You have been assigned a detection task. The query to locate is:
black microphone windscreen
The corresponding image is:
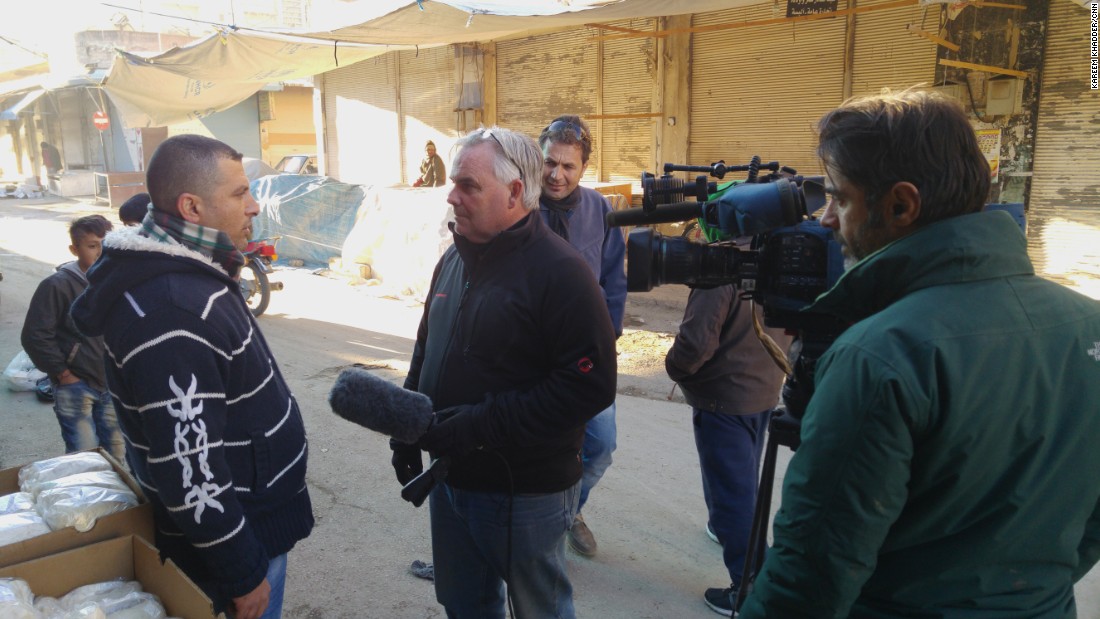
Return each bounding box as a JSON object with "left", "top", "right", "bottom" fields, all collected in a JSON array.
[{"left": 328, "top": 368, "right": 434, "bottom": 443}]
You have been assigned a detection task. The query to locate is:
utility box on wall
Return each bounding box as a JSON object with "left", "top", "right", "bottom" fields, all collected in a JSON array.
[
  {"left": 986, "top": 76, "right": 1024, "bottom": 116},
  {"left": 933, "top": 82, "right": 965, "bottom": 103}
]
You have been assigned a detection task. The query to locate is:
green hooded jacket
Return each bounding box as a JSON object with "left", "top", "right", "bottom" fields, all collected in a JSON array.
[{"left": 740, "top": 211, "right": 1100, "bottom": 619}]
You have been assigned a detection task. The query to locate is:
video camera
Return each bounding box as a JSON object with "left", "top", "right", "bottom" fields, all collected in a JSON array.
[
  {"left": 607, "top": 156, "right": 846, "bottom": 332},
  {"left": 607, "top": 156, "right": 848, "bottom": 418}
]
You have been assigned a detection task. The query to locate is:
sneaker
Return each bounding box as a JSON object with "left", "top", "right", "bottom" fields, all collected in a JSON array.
[
  {"left": 703, "top": 585, "right": 738, "bottom": 617},
  {"left": 706, "top": 521, "right": 721, "bottom": 545},
  {"left": 568, "top": 513, "right": 598, "bottom": 557}
]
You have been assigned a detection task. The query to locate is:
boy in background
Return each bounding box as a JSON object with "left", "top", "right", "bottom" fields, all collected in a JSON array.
[
  {"left": 118, "top": 193, "right": 150, "bottom": 226},
  {"left": 21, "top": 214, "right": 125, "bottom": 461}
]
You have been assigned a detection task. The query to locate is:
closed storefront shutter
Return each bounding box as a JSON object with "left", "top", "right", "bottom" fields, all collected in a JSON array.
[
  {"left": 57, "top": 90, "right": 89, "bottom": 168},
  {"left": 399, "top": 46, "right": 458, "bottom": 184},
  {"left": 850, "top": 0, "right": 937, "bottom": 95},
  {"left": 1029, "top": 1, "right": 1100, "bottom": 297},
  {"left": 689, "top": 3, "right": 847, "bottom": 178},
  {"left": 496, "top": 28, "right": 599, "bottom": 183},
  {"left": 598, "top": 18, "right": 657, "bottom": 192},
  {"left": 200, "top": 95, "right": 262, "bottom": 159},
  {"left": 321, "top": 56, "right": 400, "bottom": 186}
]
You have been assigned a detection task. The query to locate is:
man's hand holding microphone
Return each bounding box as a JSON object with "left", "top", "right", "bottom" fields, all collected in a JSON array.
[{"left": 328, "top": 367, "right": 484, "bottom": 504}]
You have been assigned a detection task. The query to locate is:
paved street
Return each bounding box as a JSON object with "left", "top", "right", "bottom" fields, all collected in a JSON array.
[{"left": 2, "top": 196, "right": 1099, "bottom": 618}]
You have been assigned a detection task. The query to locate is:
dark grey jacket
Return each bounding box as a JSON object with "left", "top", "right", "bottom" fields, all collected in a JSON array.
[
  {"left": 21, "top": 262, "right": 107, "bottom": 392},
  {"left": 665, "top": 284, "right": 790, "bottom": 415}
]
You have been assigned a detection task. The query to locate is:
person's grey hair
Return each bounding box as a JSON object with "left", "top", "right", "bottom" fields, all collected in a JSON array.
[{"left": 455, "top": 126, "right": 542, "bottom": 211}]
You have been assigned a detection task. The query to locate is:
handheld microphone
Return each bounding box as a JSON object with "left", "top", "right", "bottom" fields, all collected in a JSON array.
[{"left": 328, "top": 368, "right": 434, "bottom": 444}]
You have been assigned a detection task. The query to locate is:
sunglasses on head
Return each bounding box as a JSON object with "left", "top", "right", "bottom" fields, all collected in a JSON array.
[
  {"left": 479, "top": 129, "right": 525, "bottom": 184},
  {"left": 544, "top": 120, "right": 590, "bottom": 143}
]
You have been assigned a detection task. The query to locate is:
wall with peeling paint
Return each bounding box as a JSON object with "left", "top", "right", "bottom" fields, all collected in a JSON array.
[{"left": 934, "top": 2, "right": 1049, "bottom": 206}]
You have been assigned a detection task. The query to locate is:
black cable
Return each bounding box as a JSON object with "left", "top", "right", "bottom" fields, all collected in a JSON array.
[
  {"left": 0, "top": 35, "right": 49, "bottom": 59},
  {"left": 964, "top": 72, "right": 997, "bottom": 124},
  {"left": 101, "top": 2, "right": 241, "bottom": 31},
  {"left": 491, "top": 451, "right": 517, "bottom": 619}
]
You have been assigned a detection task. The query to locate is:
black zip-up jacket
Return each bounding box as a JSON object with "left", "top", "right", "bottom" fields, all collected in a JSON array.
[
  {"left": 404, "top": 213, "right": 617, "bottom": 493},
  {"left": 21, "top": 262, "right": 107, "bottom": 391}
]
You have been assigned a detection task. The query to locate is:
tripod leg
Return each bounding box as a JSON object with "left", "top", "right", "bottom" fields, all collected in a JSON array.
[{"left": 736, "top": 427, "right": 780, "bottom": 611}]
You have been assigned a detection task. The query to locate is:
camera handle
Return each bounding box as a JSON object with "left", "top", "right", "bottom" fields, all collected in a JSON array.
[{"left": 736, "top": 408, "right": 802, "bottom": 612}]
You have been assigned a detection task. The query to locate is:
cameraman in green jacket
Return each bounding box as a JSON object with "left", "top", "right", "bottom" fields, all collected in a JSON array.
[{"left": 740, "top": 90, "right": 1100, "bottom": 618}]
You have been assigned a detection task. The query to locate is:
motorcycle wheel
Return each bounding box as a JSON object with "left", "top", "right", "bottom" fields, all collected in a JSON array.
[{"left": 239, "top": 261, "right": 271, "bottom": 317}]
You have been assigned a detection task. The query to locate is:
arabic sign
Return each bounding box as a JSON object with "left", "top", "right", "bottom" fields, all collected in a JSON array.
[{"left": 786, "top": 0, "right": 838, "bottom": 17}]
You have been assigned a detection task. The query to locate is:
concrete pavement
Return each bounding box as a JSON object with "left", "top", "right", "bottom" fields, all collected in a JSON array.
[{"left": 2, "top": 195, "right": 1099, "bottom": 618}]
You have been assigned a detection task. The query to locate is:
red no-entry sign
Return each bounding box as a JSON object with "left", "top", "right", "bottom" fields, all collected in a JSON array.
[{"left": 92, "top": 111, "right": 109, "bottom": 131}]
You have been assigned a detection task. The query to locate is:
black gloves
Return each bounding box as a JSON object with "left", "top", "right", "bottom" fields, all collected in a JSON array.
[
  {"left": 418, "top": 404, "right": 483, "bottom": 457},
  {"left": 389, "top": 438, "right": 423, "bottom": 485}
]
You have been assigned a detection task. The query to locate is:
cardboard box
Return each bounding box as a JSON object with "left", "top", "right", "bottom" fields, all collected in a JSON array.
[
  {"left": 0, "top": 535, "right": 219, "bottom": 618},
  {"left": 0, "top": 448, "right": 154, "bottom": 567}
]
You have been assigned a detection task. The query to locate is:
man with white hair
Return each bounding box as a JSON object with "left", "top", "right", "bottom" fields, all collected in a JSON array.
[{"left": 393, "top": 126, "right": 617, "bottom": 618}]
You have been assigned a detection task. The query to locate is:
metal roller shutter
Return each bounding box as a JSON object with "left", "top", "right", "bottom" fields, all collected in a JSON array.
[
  {"left": 599, "top": 18, "right": 657, "bottom": 190},
  {"left": 1029, "top": 1, "right": 1100, "bottom": 297},
  {"left": 689, "top": 3, "right": 847, "bottom": 178},
  {"left": 57, "top": 90, "right": 89, "bottom": 168},
  {"left": 850, "top": 0, "right": 937, "bottom": 95},
  {"left": 496, "top": 28, "right": 599, "bottom": 182},
  {"left": 321, "top": 56, "right": 400, "bottom": 186},
  {"left": 399, "top": 46, "right": 458, "bottom": 184}
]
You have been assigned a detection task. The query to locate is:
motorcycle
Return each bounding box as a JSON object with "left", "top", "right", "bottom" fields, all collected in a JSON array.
[{"left": 239, "top": 236, "right": 284, "bottom": 317}]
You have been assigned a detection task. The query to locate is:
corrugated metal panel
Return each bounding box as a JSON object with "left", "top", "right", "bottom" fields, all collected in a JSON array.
[
  {"left": 600, "top": 18, "right": 657, "bottom": 191},
  {"left": 399, "top": 45, "right": 458, "bottom": 184},
  {"left": 689, "top": 3, "right": 846, "bottom": 177},
  {"left": 496, "top": 28, "right": 599, "bottom": 182},
  {"left": 57, "top": 90, "right": 88, "bottom": 167},
  {"left": 850, "top": 0, "right": 937, "bottom": 95},
  {"left": 1029, "top": 1, "right": 1100, "bottom": 297},
  {"left": 497, "top": 28, "right": 598, "bottom": 136},
  {"left": 321, "top": 56, "right": 401, "bottom": 186},
  {"left": 202, "top": 95, "right": 262, "bottom": 159}
]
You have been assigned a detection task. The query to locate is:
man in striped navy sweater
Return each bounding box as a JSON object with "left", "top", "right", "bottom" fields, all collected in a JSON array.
[{"left": 72, "top": 135, "right": 313, "bottom": 619}]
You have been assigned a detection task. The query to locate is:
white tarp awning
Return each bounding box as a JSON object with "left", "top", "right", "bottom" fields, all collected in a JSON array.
[
  {"left": 100, "top": 0, "right": 762, "bottom": 127},
  {"left": 298, "top": 0, "right": 743, "bottom": 46},
  {"left": 103, "top": 30, "right": 402, "bottom": 127}
]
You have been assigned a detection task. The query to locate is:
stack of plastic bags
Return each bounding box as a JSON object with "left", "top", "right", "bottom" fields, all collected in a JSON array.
[
  {"left": 0, "top": 576, "right": 180, "bottom": 619},
  {"left": 0, "top": 453, "right": 139, "bottom": 546}
]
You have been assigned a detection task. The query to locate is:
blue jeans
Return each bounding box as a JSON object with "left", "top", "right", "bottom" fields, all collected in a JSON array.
[
  {"left": 259, "top": 553, "right": 287, "bottom": 619},
  {"left": 52, "top": 380, "right": 125, "bottom": 462},
  {"left": 202, "top": 553, "right": 287, "bottom": 617},
  {"left": 578, "top": 402, "right": 616, "bottom": 512},
  {"left": 430, "top": 481, "right": 580, "bottom": 619},
  {"left": 693, "top": 407, "right": 771, "bottom": 586}
]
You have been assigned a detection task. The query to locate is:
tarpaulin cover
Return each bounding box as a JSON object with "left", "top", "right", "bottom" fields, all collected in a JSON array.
[
  {"left": 101, "top": 0, "right": 743, "bottom": 127},
  {"left": 251, "top": 174, "right": 366, "bottom": 267},
  {"left": 104, "top": 31, "right": 395, "bottom": 127},
  {"left": 300, "top": 0, "right": 741, "bottom": 45},
  {"left": 250, "top": 175, "right": 454, "bottom": 298}
]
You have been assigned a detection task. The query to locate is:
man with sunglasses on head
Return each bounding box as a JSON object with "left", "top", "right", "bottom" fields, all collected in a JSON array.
[
  {"left": 396, "top": 126, "right": 617, "bottom": 618},
  {"left": 537, "top": 114, "right": 627, "bottom": 559}
]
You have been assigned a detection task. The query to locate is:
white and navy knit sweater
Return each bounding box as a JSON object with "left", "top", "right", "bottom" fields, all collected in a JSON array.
[{"left": 72, "top": 226, "right": 313, "bottom": 610}]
